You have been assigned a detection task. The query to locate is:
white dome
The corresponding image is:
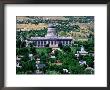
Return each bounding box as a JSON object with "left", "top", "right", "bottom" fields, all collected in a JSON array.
[
  {"left": 48, "top": 23, "right": 55, "bottom": 28},
  {"left": 45, "top": 24, "right": 57, "bottom": 38}
]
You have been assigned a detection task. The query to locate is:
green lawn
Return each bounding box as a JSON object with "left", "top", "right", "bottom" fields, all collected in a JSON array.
[
  {"left": 36, "top": 48, "right": 47, "bottom": 53},
  {"left": 70, "top": 47, "right": 77, "bottom": 54}
]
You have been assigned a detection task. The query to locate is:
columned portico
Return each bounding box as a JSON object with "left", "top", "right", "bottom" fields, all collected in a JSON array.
[{"left": 29, "top": 24, "right": 73, "bottom": 47}]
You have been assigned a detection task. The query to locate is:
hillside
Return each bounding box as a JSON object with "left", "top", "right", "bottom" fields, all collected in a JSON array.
[{"left": 16, "top": 16, "right": 94, "bottom": 41}]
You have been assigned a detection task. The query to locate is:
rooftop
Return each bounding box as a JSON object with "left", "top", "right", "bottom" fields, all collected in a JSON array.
[{"left": 30, "top": 36, "right": 72, "bottom": 40}]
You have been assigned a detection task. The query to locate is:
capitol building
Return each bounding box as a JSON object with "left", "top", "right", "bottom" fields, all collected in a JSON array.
[{"left": 28, "top": 24, "right": 74, "bottom": 47}]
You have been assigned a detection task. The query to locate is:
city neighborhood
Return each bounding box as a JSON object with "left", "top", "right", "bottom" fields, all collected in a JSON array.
[{"left": 16, "top": 16, "right": 94, "bottom": 74}]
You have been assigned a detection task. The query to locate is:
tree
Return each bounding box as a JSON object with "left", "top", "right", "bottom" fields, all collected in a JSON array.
[
  {"left": 16, "top": 48, "right": 20, "bottom": 55},
  {"left": 69, "top": 64, "right": 85, "bottom": 74},
  {"left": 29, "top": 60, "right": 36, "bottom": 72},
  {"left": 16, "top": 39, "right": 22, "bottom": 48},
  {"left": 59, "top": 31, "right": 67, "bottom": 36},
  {"left": 20, "top": 61, "right": 27, "bottom": 73},
  {"left": 84, "top": 68, "right": 94, "bottom": 74},
  {"left": 21, "top": 53, "right": 29, "bottom": 62},
  {"left": 83, "top": 55, "right": 94, "bottom": 67},
  {"left": 30, "top": 47, "right": 37, "bottom": 55},
  {"left": 20, "top": 60, "right": 36, "bottom": 74},
  {"left": 40, "top": 52, "right": 47, "bottom": 63},
  {"left": 29, "top": 43, "right": 34, "bottom": 47},
  {"left": 21, "top": 41, "right": 26, "bottom": 48},
  {"left": 46, "top": 48, "right": 52, "bottom": 53},
  {"left": 54, "top": 50, "right": 59, "bottom": 57},
  {"left": 18, "top": 47, "right": 29, "bottom": 55},
  {"left": 16, "top": 67, "right": 22, "bottom": 74},
  {"left": 62, "top": 46, "right": 71, "bottom": 52}
]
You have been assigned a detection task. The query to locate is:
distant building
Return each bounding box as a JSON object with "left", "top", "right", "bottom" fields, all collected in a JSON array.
[
  {"left": 63, "top": 69, "right": 70, "bottom": 74},
  {"left": 79, "top": 60, "right": 86, "bottom": 65},
  {"left": 36, "top": 58, "right": 40, "bottom": 64},
  {"left": 28, "top": 24, "right": 73, "bottom": 47},
  {"left": 75, "top": 46, "right": 88, "bottom": 57},
  {"left": 78, "top": 46, "right": 88, "bottom": 55},
  {"left": 36, "top": 64, "right": 46, "bottom": 69},
  {"left": 16, "top": 56, "right": 22, "bottom": 68}
]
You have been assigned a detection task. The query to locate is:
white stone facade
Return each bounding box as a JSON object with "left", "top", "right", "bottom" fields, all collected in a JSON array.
[{"left": 29, "top": 24, "right": 73, "bottom": 47}]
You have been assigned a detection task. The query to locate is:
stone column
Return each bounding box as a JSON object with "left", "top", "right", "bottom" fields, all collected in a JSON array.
[
  {"left": 37, "top": 41, "right": 39, "bottom": 46},
  {"left": 65, "top": 41, "right": 66, "bottom": 45},
  {"left": 68, "top": 41, "right": 70, "bottom": 45},
  {"left": 61, "top": 41, "right": 63, "bottom": 45},
  {"left": 70, "top": 41, "right": 72, "bottom": 46},
  {"left": 43, "top": 41, "right": 44, "bottom": 47},
  {"left": 39, "top": 41, "right": 41, "bottom": 47},
  {"left": 44, "top": 41, "right": 45, "bottom": 46},
  {"left": 50, "top": 41, "right": 51, "bottom": 45},
  {"left": 52, "top": 41, "right": 54, "bottom": 45},
  {"left": 36, "top": 41, "right": 38, "bottom": 47}
]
